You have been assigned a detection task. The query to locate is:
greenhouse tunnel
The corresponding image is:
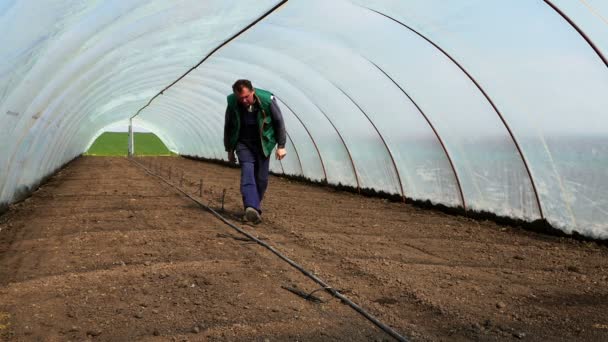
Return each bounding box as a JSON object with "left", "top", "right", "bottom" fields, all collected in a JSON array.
[{"left": 1, "top": 0, "right": 607, "bottom": 239}]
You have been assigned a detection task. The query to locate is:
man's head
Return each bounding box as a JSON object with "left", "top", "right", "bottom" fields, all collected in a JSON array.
[{"left": 232, "top": 79, "right": 255, "bottom": 107}]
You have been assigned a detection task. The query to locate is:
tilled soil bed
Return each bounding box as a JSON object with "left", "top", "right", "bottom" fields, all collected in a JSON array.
[{"left": 1, "top": 156, "right": 607, "bottom": 341}]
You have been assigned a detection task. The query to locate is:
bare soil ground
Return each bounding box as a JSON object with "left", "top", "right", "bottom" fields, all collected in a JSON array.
[{"left": 1, "top": 156, "right": 607, "bottom": 341}]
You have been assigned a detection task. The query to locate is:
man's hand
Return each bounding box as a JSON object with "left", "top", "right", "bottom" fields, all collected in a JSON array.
[
  {"left": 227, "top": 150, "right": 236, "bottom": 164},
  {"left": 275, "top": 147, "right": 287, "bottom": 160}
]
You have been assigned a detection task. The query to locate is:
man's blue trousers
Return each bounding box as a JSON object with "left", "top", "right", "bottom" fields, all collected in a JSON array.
[{"left": 235, "top": 142, "right": 270, "bottom": 213}]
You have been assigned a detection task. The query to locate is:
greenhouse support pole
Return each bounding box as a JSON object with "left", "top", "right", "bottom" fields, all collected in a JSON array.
[{"left": 128, "top": 118, "right": 134, "bottom": 157}]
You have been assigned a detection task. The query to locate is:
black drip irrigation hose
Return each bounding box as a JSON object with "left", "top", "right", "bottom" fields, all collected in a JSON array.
[{"left": 128, "top": 158, "right": 409, "bottom": 342}]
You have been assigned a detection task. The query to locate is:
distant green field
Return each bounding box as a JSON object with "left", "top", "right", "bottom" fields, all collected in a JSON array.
[{"left": 85, "top": 132, "right": 175, "bottom": 156}]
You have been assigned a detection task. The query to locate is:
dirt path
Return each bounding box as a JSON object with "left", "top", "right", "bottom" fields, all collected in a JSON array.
[
  {"left": 1, "top": 156, "right": 608, "bottom": 341},
  {"left": 0, "top": 158, "right": 385, "bottom": 341}
]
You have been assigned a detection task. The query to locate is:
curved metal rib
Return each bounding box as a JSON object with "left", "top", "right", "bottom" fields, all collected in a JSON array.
[
  {"left": 331, "top": 85, "right": 406, "bottom": 199},
  {"left": 131, "top": 0, "right": 289, "bottom": 119},
  {"left": 543, "top": 0, "right": 608, "bottom": 68},
  {"left": 285, "top": 132, "right": 305, "bottom": 176},
  {"left": 367, "top": 59, "right": 466, "bottom": 209},
  {"left": 362, "top": 6, "right": 544, "bottom": 219},
  {"left": 314, "top": 105, "right": 362, "bottom": 191},
  {"left": 276, "top": 97, "right": 328, "bottom": 182}
]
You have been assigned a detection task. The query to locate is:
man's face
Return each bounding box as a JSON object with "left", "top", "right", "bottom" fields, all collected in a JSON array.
[{"left": 236, "top": 87, "right": 255, "bottom": 107}]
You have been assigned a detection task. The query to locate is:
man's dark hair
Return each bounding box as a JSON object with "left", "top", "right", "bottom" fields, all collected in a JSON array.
[{"left": 232, "top": 79, "right": 253, "bottom": 93}]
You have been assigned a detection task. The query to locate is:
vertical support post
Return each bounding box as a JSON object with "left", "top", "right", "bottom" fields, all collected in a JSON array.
[
  {"left": 221, "top": 189, "right": 226, "bottom": 212},
  {"left": 128, "top": 118, "right": 134, "bottom": 157}
]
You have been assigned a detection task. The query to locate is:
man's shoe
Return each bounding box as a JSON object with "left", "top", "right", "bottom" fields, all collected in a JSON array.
[{"left": 245, "top": 207, "right": 262, "bottom": 224}]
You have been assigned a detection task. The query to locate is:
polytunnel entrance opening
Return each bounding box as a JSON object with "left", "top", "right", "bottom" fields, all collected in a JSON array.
[{"left": 85, "top": 124, "right": 174, "bottom": 157}]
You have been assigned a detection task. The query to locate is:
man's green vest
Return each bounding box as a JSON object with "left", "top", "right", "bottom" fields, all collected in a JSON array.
[{"left": 226, "top": 88, "right": 276, "bottom": 157}]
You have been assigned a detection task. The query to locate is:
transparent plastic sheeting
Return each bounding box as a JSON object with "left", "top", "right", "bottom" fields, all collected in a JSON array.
[
  {"left": 549, "top": 0, "right": 608, "bottom": 59},
  {"left": 348, "top": 0, "right": 608, "bottom": 237},
  {"left": 1, "top": 1, "right": 607, "bottom": 239},
  {"left": 0, "top": 0, "right": 281, "bottom": 203}
]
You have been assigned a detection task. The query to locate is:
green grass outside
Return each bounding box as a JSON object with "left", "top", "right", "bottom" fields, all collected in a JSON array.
[{"left": 85, "top": 132, "right": 175, "bottom": 156}]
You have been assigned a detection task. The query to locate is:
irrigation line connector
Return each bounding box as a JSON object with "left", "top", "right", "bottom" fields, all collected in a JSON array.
[
  {"left": 307, "top": 286, "right": 333, "bottom": 300},
  {"left": 128, "top": 157, "right": 409, "bottom": 342},
  {"left": 281, "top": 285, "right": 325, "bottom": 304}
]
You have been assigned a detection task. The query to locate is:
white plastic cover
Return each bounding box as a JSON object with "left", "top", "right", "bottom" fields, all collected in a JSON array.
[{"left": 1, "top": 0, "right": 607, "bottom": 238}]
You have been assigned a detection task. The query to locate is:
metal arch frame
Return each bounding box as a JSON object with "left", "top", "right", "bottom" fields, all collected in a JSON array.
[
  {"left": 160, "top": 87, "right": 300, "bottom": 179},
  {"left": 41, "top": 72, "right": 187, "bottom": 176},
  {"left": 145, "top": 82, "right": 271, "bottom": 160},
  {"left": 41, "top": 62, "right": 188, "bottom": 152},
  {"left": 361, "top": 6, "right": 545, "bottom": 219},
  {"left": 193, "top": 56, "right": 360, "bottom": 189},
  {"left": 285, "top": 129, "right": 304, "bottom": 177},
  {"left": 543, "top": 0, "right": 608, "bottom": 68},
  {"left": 40, "top": 66, "right": 185, "bottom": 182},
  {"left": 9, "top": 3, "right": 196, "bottom": 164},
  {"left": 156, "top": 88, "right": 297, "bottom": 178},
  {"left": 305, "top": 99, "right": 361, "bottom": 191},
  {"left": 126, "top": 85, "right": 222, "bottom": 155},
  {"left": 125, "top": 16, "right": 361, "bottom": 189},
  {"left": 206, "top": 48, "right": 363, "bottom": 191},
  {"left": 174, "top": 65, "right": 327, "bottom": 183},
  {"left": 275, "top": 97, "right": 328, "bottom": 182},
  {"left": 366, "top": 60, "right": 467, "bottom": 209},
  {"left": 131, "top": 0, "right": 289, "bottom": 120},
  {"left": 172, "top": 80, "right": 282, "bottom": 161},
  {"left": 192, "top": 56, "right": 350, "bottom": 188},
  {"left": 25, "top": 64, "right": 183, "bottom": 179},
  {"left": 139, "top": 98, "right": 219, "bottom": 156},
  {"left": 133, "top": 107, "right": 205, "bottom": 155},
  {"left": 163, "top": 73, "right": 304, "bottom": 175},
  {"left": 24, "top": 7, "right": 230, "bottom": 164},
  {"left": 275, "top": 132, "right": 300, "bottom": 176},
  {"left": 224, "top": 22, "right": 450, "bottom": 202},
  {"left": 331, "top": 85, "right": 406, "bottom": 199}
]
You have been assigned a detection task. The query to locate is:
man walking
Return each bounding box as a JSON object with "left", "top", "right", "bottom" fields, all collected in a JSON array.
[{"left": 224, "top": 79, "right": 287, "bottom": 224}]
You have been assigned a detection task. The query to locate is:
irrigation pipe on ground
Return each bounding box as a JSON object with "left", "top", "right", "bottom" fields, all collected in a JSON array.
[{"left": 128, "top": 157, "right": 409, "bottom": 342}]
